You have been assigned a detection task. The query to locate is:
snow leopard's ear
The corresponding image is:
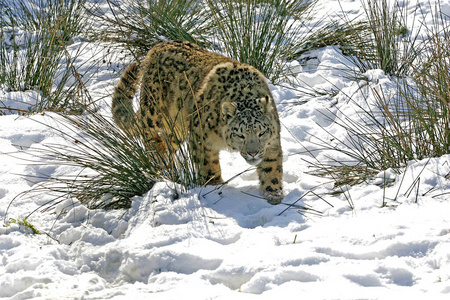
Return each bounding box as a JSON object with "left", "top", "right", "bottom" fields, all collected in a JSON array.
[
  {"left": 221, "top": 101, "right": 237, "bottom": 120},
  {"left": 259, "top": 95, "right": 272, "bottom": 113}
]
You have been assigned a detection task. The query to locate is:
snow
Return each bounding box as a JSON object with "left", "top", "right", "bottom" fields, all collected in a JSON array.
[{"left": 1, "top": 0, "right": 450, "bottom": 299}]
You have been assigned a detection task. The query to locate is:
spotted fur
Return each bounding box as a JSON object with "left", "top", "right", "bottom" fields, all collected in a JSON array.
[{"left": 112, "top": 41, "right": 283, "bottom": 204}]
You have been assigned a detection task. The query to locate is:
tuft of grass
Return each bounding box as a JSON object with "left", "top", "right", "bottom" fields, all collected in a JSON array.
[
  {"left": 13, "top": 98, "right": 203, "bottom": 211},
  {"left": 334, "top": 0, "right": 422, "bottom": 77},
  {"left": 4, "top": 218, "right": 41, "bottom": 235},
  {"left": 206, "top": 0, "right": 316, "bottom": 83},
  {"left": 307, "top": 79, "right": 440, "bottom": 188},
  {"left": 87, "top": 0, "right": 213, "bottom": 60},
  {"left": 403, "top": 3, "right": 450, "bottom": 158},
  {"left": 290, "top": 19, "right": 371, "bottom": 59},
  {"left": 0, "top": 0, "right": 91, "bottom": 112},
  {"left": 305, "top": 88, "right": 396, "bottom": 189},
  {"left": 308, "top": 3, "right": 450, "bottom": 194}
]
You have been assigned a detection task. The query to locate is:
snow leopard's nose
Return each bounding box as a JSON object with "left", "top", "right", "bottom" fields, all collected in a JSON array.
[
  {"left": 248, "top": 151, "right": 258, "bottom": 157},
  {"left": 243, "top": 150, "right": 262, "bottom": 166}
]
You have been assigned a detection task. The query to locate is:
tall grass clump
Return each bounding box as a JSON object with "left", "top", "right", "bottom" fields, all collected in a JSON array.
[
  {"left": 88, "top": 0, "right": 213, "bottom": 59},
  {"left": 305, "top": 85, "right": 403, "bottom": 188},
  {"left": 0, "top": 0, "right": 90, "bottom": 111},
  {"left": 15, "top": 100, "right": 203, "bottom": 210},
  {"left": 206, "top": 0, "right": 316, "bottom": 83},
  {"left": 290, "top": 20, "right": 371, "bottom": 59},
  {"left": 402, "top": 5, "right": 450, "bottom": 157},
  {"left": 336, "top": 0, "right": 422, "bottom": 77},
  {"left": 309, "top": 3, "right": 450, "bottom": 189}
]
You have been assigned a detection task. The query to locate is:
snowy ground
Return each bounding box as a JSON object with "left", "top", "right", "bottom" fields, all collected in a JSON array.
[{"left": 1, "top": 0, "right": 450, "bottom": 299}]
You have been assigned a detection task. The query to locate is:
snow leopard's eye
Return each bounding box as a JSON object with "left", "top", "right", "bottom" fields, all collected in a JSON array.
[
  {"left": 258, "top": 130, "right": 268, "bottom": 138},
  {"left": 232, "top": 133, "right": 245, "bottom": 139}
]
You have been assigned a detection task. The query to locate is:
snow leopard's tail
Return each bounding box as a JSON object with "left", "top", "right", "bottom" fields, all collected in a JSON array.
[{"left": 111, "top": 63, "right": 140, "bottom": 134}]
